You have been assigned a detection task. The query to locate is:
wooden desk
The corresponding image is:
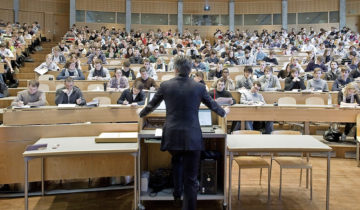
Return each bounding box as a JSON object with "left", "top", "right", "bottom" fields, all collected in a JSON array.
[
  {"left": 23, "top": 136, "right": 138, "bottom": 210},
  {"left": 227, "top": 104, "right": 360, "bottom": 134},
  {"left": 45, "top": 91, "right": 122, "bottom": 105},
  {"left": 227, "top": 134, "right": 332, "bottom": 210},
  {"left": 3, "top": 105, "right": 139, "bottom": 126}
]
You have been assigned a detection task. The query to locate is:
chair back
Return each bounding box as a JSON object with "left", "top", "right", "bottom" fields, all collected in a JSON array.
[
  {"left": 93, "top": 97, "right": 111, "bottom": 105},
  {"left": 87, "top": 84, "right": 104, "bottom": 91},
  {"left": 232, "top": 130, "right": 261, "bottom": 135},
  {"left": 38, "top": 83, "right": 50, "bottom": 92},
  {"left": 235, "top": 74, "right": 243, "bottom": 81},
  {"left": 56, "top": 84, "right": 64, "bottom": 90},
  {"left": 38, "top": 74, "right": 54, "bottom": 81},
  {"left": 305, "top": 97, "right": 324, "bottom": 105},
  {"left": 271, "top": 130, "right": 301, "bottom": 135},
  {"left": 278, "top": 97, "right": 296, "bottom": 105}
]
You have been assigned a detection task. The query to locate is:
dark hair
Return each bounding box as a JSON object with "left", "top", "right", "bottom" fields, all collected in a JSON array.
[
  {"left": 253, "top": 81, "right": 261, "bottom": 89},
  {"left": 244, "top": 66, "right": 253, "bottom": 74},
  {"left": 139, "top": 67, "right": 147, "bottom": 73},
  {"left": 174, "top": 55, "right": 192, "bottom": 77},
  {"left": 133, "top": 81, "right": 144, "bottom": 90},
  {"left": 65, "top": 77, "right": 74, "bottom": 83},
  {"left": 195, "top": 71, "right": 204, "bottom": 80},
  {"left": 123, "top": 60, "right": 130, "bottom": 67},
  {"left": 29, "top": 80, "right": 39, "bottom": 87}
]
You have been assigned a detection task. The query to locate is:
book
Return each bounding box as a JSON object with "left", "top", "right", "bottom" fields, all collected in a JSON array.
[
  {"left": 26, "top": 144, "right": 47, "bottom": 151},
  {"left": 95, "top": 132, "right": 138, "bottom": 143}
]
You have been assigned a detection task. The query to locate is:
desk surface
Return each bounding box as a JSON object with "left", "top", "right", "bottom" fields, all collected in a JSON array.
[
  {"left": 23, "top": 136, "right": 138, "bottom": 157},
  {"left": 227, "top": 134, "right": 332, "bottom": 152}
]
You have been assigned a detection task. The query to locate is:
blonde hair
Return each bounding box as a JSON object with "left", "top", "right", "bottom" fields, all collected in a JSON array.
[{"left": 342, "top": 82, "right": 359, "bottom": 97}]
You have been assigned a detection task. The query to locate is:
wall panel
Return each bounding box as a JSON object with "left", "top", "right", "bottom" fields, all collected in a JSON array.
[
  {"left": 132, "top": 1, "right": 177, "bottom": 14},
  {"left": 288, "top": 0, "right": 338, "bottom": 13},
  {"left": 20, "top": 0, "right": 69, "bottom": 15},
  {"left": 184, "top": 2, "right": 228, "bottom": 14},
  {"left": 347, "top": 0, "right": 360, "bottom": 15},
  {"left": 235, "top": 0, "right": 281, "bottom": 14},
  {"left": 0, "top": 0, "right": 14, "bottom": 10},
  {"left": 0, "top": 9, "right": 14, "bottom": 23},
  {"left": 77, "top": 0, "right": 125, "bottom": 13}
]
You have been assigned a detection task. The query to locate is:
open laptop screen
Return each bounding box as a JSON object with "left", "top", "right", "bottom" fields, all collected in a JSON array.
[
  {"left": 198, "top": 109, "right": 212, "bottom": 126},
  {"left": 148, "top": 92, "right": 166, "bottom": 110}
]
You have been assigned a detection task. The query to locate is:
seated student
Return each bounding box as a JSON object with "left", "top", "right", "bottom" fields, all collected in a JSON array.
[
  {"left": 284, "top": 68, "right": 306, "bottom": 91},
  {"left": 240, "top": 81, "right": 273, "bottom": 134},
  {"left": 253, "top": 61, "right": 267, "bottom": 78},
  {"left": 136, "top": 58, "right": 158, "bottom": 80},
  {"left": 0, "top": 75, "right": 8, "bottom": 98},
  {"left": 305, "top": 56, "right": 328, "bottom": 72},
  {"left": 55, "top": 77, "right": 86, "bottom": 105},
  {"left": 56, "top": 60, "right": 85, "bottom": 80},
  {"left": 278, "top": 63, "right": 292, "bottom": 79},
  {"left": 238, "top": 49, "right": 256, "bottom": 66},
  {"left": 193, "top": 71, "right": 208, "bottom": 90},
  {"left": 224, "top": 50, "right": 239, "bottom": 65},
  {"left": 192, "top": 58, "right": 207, "bottom": 71},
  {"left": 332, "top": 67, "right": 353, "bottom": 91},
  {"left": 121, "top": 60, "right": 136, "bottom": 80},
  {"left": 134, "top": 67, "right": 158, "bottom": 91},
  {"left": 34, "top": 54, "right": 59, "bottom": 72},
  {"left": 258, "top": 66, "right": 281, "bottom": 91},
  {"left": 87, "top": 59, "right": 111, "bottom": 81},
  {"left": 208, "top": 60, "right": 224, "bottom": 80},
  {"left": 205, "top": 50, "right": 220, "bottom": 64},
  {"left": 236, "top": 66, "right": 254, "bottom": 90},
  {"left": 51, "top": 46, "right": 66, "bottom": 64},
  {"left": 11, "top": 80, "right": 46, "bottom": 106},
  {"left": 338, "top": 82, "right": 360, "bottom": 140},
  {"left": 211, "top": 68, "right": 235, "bottom": 91},
  {"left": 306, "top": 68, "right": 329, "bottom": 92},
  {"left": 263, "top": 50, "right": 278, "bottom": 65},
  {"left": 208, "top": 78, "right": 235, "bottom": 105},
  {"left": 117, "top": 81, "right": 146, "bottom": 105},
  {"left": 0, "top": 43, "right": 17, "bottom": 88},
  {"left": 149, "top": 48, "right": 161, "bottom": 63},
  {"left": 324, "top": 61, "right": 340, "bottom": 81},
  {"left": 87, "top": 47, "right": 107, "bottom": 64},
  {"left": 108, "top": 69, "right": 129, "bottom": 91},
  {"left": 349, "top": 62, "right": 360, "bottom": 80},
  {"left": 129, "top": 48, "right": 143, "bottom": 64}
]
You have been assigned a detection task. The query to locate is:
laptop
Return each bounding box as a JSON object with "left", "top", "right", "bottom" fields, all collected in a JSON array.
[
  {"left": 198, "top": 109, "right": 215, "bottom": 133},
  {"left": 147, "top": 92, "right": 166, "bottom": 110}
]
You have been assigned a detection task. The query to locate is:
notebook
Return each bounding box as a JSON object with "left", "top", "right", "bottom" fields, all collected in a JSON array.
[
  {"left": 198, "top": 109, "right": 215, "bottom": 133},
  {"left": 147, "top": 92, "right": 166, "bottom": 110}
]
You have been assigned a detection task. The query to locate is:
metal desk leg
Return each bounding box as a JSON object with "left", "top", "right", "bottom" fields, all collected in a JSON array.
[
  {"left": 41, "top": 157, "right": 44, "bottom": 196},
  {"left": 24, "top": 158, "right": 29, "bottom": 210},
  {"left": 223, "top": 142, "right": 227, "bottom": 209},
  {"left": 326, "top": 151, "right": 331, "bottom": 210},
  {"left": 357, "top": 140, "right": 359, "bottom": 167},
  {"left": 131, "top": 152, "right": 137, "bottom": 210},
  {"left": 304, "top": 122, "right": 310, "bottom": 135},
  {"left": 228, "top": 152, "right": 233, "bottom": 210},
  {"left": 306, "top": 153, "right": 309, "bottom": 188}
]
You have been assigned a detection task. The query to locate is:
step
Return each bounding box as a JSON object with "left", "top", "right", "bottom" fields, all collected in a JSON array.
[
  {"left": 15, "top": 73, "right": 36, "bottom": 80},
  {"left": 0, "top": 96, "right": 16, "bottom": 108},
  {"left": 8, "top": 88, "right": 26, "bottom": 96},
  {"left": 18, "top": 79, "right": 28, "bottom": 87}
]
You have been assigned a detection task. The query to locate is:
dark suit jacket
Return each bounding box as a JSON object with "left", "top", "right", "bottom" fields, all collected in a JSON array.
[
  {"left": 139, "top": 76, "right": 226, "bottom": 151},
  {"left": 117, "top": 88, "right": 146, "bottom": 105}
]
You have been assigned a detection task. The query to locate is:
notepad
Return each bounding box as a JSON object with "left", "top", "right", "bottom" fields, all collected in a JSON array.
[
  {"left": 13, "top": 105, "right": 31, "bottom": 109},
  {"left": 95, "top": 132, "right": 138, "bottom": 143},
  {"left": 26, "top": 144, "right": 47, "bottom": 151},
  {"left": 58, "top": 104, "right": 76, "bottom": 108}
]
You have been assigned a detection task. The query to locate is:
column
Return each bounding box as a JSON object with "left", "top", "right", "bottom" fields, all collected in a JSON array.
[
  {"left": 281, "top": 0, "right": 288, "bottom": 30},
  {"left": 178, "top": 0, "right": 183, "bottom": 36},
  {"left": 14, "top": 0, "right": 19, "bottom": 23},
  {"left": 70, "top": 0, "right": 76, "bottom": 27},
  {"left": 229, "top": 0, "right": 234, "bottom": 32},
  {"left": 339, "top": 0, "right": 346, "bottom": 29},
  {"left": 126, "top": 0, "right": 131, "bottom": 33}
]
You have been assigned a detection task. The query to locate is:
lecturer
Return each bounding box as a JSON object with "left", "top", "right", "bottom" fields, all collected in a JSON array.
[{"left": 139, "top": 55, "right": 228, "bottom": 210}]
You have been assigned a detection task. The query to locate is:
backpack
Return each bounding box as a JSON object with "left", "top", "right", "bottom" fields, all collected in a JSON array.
[{"left": 323, "top": 128, "right": 342, "bottom": 142}]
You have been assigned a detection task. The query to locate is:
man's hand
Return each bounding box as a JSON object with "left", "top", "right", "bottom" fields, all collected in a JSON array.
[
  {"left": 123, "top": 100, "right": 129, "bottom": 105},
  {"left": 131, "top": 102, "right": 138, "bottom": 107},
  {"left": 18, "top": 101, "right": 24, "bottom": 107},
  {"left": 149, "top": 87, "right": 156, "bottom": 91},
  {"left": 223, "top": 106, "right": 230, "bottom": 116},
  {"left": 76, "top": 98, "right": 82, "bottom": 105}
]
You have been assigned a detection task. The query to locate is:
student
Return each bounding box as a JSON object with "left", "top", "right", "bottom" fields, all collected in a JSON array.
[
  {"left": 117, "top": 81, "right": 146, "bottom": 105},
  {"left": 87, "top": 59, "right": 111, "bottom": 81},
  {"left": 136, "top": 58, "right": 158, "bottom": 80},
  {"left": 208, "top": 60, "right": 224, "bottom": 80},
  {"left": 108, "top": 69, "right": 129, "bottom": 91},
  {"left": 324, "top": 61, "right": 340, "bottom": 81},
  {"left": 34, "top": 54, "right": 59, "bottom": 72},
  {"left": 193, "top": 71, "right": 207, "bottom": 90},
  {"left": 338, "top": 82, "right": 360, "bottom": 140},
  {"left": 121, "top": 60, "right": 136, "bottom": 80},
  {"left": 253, "top": 61, "right": 267, "bottom": 78},
  {"left": 208, "top": 78, "right": 236, "bottom": 105},
  {"left": 56, "top": 60, "right": 85, "bottom": 80},
  {"left": 258, "top": 66, "right": 281, "bottom": 91},
  {"left": 349, "top": 62, "right": 360, "bottom": 80},
  {"left": 51, "top": 46, "right": 66, "bottom": 64},
  {"left": 306, "top": 68, "right": 329, "bottom": 92},
  {"left": 305, "top": 56, "right": 327, "bottom": 72},
  {"left": 240, "top": 81, "right": 273, "bottom": 134},
  {"left": 332, "top": 67, "right": 353, "bottom": 91},
  {"left": 134, "top": 67, "right": 158, "bottom": 90},
  {"left": 263, "top": 50, "right": 278, "bottom": 65},
  {"left": 284, "top": 68, "right": 306, "bottom": 91},
  {"left": 238, "top": 49, "right": 256, "bottom": 66},
  {"left": 55, "top": 77, "right": 86, "bottom": 105},
  {"left": 236, "top": 66, "right": 254, "bottom": 90},
  {"left": 278, "top": 63, "right": 292, "bottom": 79},
  {"left": 11, "top": 80, "right": 46, "bottom": 107},
  {"left": 0, "top": 76, "right": 8, "bottom": 98},
  {"left": 210, "top": 68, "right": 235, "bottom": 91}
]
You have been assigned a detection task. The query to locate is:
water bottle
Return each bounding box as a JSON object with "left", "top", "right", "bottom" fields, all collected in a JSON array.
[
  {"left": 327, "top": 92, "right": 332, "bottom": 105},
  {"left": 304, "top": 73, "right": 307, "bottom": 81},
  {"left": 103, "top": 82, "right": 107, "bottom": 91}
]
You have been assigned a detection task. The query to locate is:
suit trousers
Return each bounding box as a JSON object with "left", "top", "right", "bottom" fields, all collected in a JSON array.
[{"left": 169, "top": 150, "right": 201, "bottom": 210}]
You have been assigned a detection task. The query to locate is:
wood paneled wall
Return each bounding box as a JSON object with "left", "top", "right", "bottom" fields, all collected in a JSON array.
[
  {"left": 0, "top": 0, "right": 13, "bottom": 9},
  {"left": 0, "top": 9, "right": 14, "bottom": 23},
  {"left": 76, "top": 0, "right": 125, "bottom": 13},
  {"left": 288, "top": 0, "right": 339, "bottom": 13},
  {"left": 234, "top": 0, "right": 281, "bottom": 14}
]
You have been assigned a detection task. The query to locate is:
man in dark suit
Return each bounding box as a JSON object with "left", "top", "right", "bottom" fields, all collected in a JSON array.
[{"left": 139, "top": 55, "right": 229, "bottom": 210}]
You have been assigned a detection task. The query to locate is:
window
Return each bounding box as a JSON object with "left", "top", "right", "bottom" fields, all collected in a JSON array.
[
  {"left": 86, "top": 11, "right": 115, "bottom": 23},
  {"left": 234, "top": 14, "right": 243, "bottom": 25},
  {"left": 329, "top": 11, "right": 339, "bottom": 23},
  {"left": 117, "top": 13, "right": 126, "bottom": 24},
  {"left": 141, "top": 14, "right": 168, "bottom": 25},
  {"left": 132, "top": 13, "right": 140, "bottom": 24},
  {"left": 220, "top": 15, "right": 229, "bottom": 26},
  {"left": 76, "top": 10, "right": 85, "bottom": 22},
  {"left": 192, "top": 15, "right": 219, "bottom": 26},
  {"left": 183, "top": 14, "right": 192, "bottom": 25},
  {"left": 273, "top": 13, "right": 296, "bottom": 25},
  {"left": 298, "top": 12, "right": 328, "bottom": 24},
  {"left": 244, "top": 14, "right": 271, "bottom": 25},
  {"left": 169, "top": 14, "right": 178, "bottom": 25}
]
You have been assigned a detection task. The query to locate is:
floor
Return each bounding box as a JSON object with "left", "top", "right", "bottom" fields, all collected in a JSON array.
[{"left": 1, "top": 158, "right": 360, "bottom": 210}]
